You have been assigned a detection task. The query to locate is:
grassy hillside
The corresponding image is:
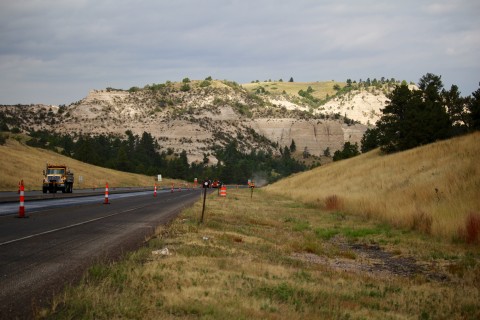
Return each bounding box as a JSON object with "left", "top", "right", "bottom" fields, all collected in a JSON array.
[
  {"left": 40, "top": 188, "right": 480, "bottom": 319},
  {"left": 0, "top": 135, "right": 184, "bottom": 191},
  {"left": 34, "top": 132, "right": 480, "bottom": 319},
  {"left": 265, "top": 132, "right": 480, "bottom": 241},
  {"left": 242, "top": 80, "right": 344, "bottom": 99}
]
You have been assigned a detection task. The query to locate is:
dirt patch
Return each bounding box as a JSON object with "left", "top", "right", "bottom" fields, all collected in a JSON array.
[{"left": 292, "top": 237, "right": 449, "bottom": 281}]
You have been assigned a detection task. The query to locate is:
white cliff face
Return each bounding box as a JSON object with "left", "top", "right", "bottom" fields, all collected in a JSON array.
[
  {"left": 1, "top": 81, "right": 389, "bottom": 162},
  {"left": 250, "top": 118, "right": 365, "bottom": 156},
  {"left": 319, "top": 90, "right": 387, "bottom": 126}
]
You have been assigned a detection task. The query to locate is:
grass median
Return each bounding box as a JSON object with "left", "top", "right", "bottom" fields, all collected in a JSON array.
[{"left": 39, "top": 188, "right": 480, "bottom": 319}]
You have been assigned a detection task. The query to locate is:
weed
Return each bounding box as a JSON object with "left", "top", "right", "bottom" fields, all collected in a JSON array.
[
  {"left": 465, "top": 212, "right": 480, "bottom": 244},
  {"left": 412, "top": 210, "right": 433, "bottom": 235},
  {"left": 86, "top": 264, "right": 110, "bottom": 285},
  {"left": 325, "top": 195, "right": 342, "bottom": 211},
  {"left": 254, "top": 282, "right": 296, "bottom": 303},
  {"left": 292, "top": 270, "right": 313, "bottom": 282},
  {"left": 315, "top": 228, "right": 340, "bottom": 240},
  {"left": 293, "top": 220, "right": 310, "bottom": 232}
]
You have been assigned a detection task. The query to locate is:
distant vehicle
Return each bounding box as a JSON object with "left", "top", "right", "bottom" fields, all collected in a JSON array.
[{"left": 42, "top": 164, "right": 74, "bottom": 193}]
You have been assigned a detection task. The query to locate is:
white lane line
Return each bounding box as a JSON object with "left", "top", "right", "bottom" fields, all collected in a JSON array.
[{"left": 0, "top": 204, "right": 150, "bottom": 247}]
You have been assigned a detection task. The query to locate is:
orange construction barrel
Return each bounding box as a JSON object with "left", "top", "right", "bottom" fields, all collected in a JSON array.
[{"left": 219, "top": 185, "right": 227, "bottom": 197}]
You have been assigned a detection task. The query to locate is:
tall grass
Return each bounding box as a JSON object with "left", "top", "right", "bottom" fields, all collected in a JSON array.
[
  {"left": 0, "top": 136, "right": 182, "bottom": 191},
  {"left": 265, "top": 132, "right": 480, "bottom": 240}
]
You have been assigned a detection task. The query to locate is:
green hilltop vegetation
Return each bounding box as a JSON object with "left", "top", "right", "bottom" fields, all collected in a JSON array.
[
  {"left": 242, "top": 77, "right": 404, "bottom": 109},
  {"left": 242, "top": 79, "right": 345, "bottom": 99}
]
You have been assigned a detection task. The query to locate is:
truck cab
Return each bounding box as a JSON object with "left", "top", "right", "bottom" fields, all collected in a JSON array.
[{"left": 42, "top": 164, "right": 74, "bottom": 193}]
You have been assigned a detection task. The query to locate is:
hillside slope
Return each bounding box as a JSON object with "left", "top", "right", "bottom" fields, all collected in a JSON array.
[
  {"left": 0, "top": 80, "right": 395, "bottom": 163},
  {"left": 0, "top": 136, "right": 179, "bottom": 191},
  {"left": 265, "top": 132, "right": 480, "bottom": 240}
]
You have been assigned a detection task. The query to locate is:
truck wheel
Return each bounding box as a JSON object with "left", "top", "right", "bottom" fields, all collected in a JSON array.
[{"left": 42, "top": 187, "right": 47, "bottom": 194}]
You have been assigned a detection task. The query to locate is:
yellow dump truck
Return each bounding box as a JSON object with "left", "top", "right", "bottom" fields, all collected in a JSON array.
[{"left": 42, "top": 164, "right": 74, "bottom": 193}]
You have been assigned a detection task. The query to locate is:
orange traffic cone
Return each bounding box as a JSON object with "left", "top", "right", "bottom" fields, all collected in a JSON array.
[
  {"left": 104, "top": 182, "right": 110, "bottom": 204},
  {"left": 154, "top": 184, "right": 157, "bottom": 197},
  {"left": 18, "top": 180, "right": 26, "bottom": 218}
]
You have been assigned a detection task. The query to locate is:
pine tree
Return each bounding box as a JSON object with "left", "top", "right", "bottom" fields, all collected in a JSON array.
[
  {"left": 289, "top": 139, "right": 296, "bottom": 152},
  {"left": 468, "top": 87, "right": 480, "bottom": 131},
  {"left": 375, "top": 74, "right": 451, "bottom": 153}
]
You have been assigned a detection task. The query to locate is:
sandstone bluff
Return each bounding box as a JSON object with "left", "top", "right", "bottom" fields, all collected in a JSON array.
[{"left": 0, "top": 79, "right": 393, "bottom": 163}]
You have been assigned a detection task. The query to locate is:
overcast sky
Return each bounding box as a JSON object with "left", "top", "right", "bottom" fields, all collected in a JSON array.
[{"left": 1, "top": 0, "right": 479, "bottom": 105}]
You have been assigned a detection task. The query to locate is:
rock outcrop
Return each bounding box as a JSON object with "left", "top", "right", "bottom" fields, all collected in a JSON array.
[{"left": 1, "top": 80, "right": 391, "bottom": 163}]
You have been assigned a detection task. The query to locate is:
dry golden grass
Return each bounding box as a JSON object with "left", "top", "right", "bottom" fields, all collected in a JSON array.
[
  {"left": 242, "top": 81, "right": 344, "bottom": 99},
  {"left": 0, "top": 136, "right": 184, "bottom": 191},
  {"left": 266, "top": 132, "right": 480, "bottom": 240},
  {"left": 40, "top": 189, "right": 480, "bottom": 319}
]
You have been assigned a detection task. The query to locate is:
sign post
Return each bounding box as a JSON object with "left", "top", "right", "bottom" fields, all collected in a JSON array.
[{"left": 200, "top": 180, "right": 210, "bottom": 223}]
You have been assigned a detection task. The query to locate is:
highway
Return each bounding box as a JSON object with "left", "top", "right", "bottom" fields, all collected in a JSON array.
[{"left": 0, "top": 188, "right": 203, "bottom": 318}]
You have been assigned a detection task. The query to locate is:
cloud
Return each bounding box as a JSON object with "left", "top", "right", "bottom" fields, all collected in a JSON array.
[{"left": 0, "top": 0, "right": 479, "bottom": 104}]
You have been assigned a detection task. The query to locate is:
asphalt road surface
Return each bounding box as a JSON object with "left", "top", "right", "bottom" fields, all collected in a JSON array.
[
  {"left": 0, "top": 186, "right": 155, "bottom": 204},
  {"left": 0, "top": 188, "right": 203, "bottom": 319}
]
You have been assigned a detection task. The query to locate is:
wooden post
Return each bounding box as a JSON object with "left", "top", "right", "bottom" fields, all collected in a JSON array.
[{"left": 201, "top": 186, "right": 207, "bottom": 223}]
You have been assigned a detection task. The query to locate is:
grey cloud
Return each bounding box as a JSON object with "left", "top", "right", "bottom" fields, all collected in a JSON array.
[{"left": 0, "top": 0, "right": 479, "bottom": 104}]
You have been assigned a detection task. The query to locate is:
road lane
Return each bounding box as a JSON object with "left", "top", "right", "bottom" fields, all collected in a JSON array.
[
  {"left": 0, "top": 189, "right": 174, "bottom": 216},
  {"left": 0, "top": 189, "right": 202, "bottom": 318}
]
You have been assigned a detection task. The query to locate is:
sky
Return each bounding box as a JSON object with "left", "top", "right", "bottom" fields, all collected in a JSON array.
[{"left": 0, "top": 0, "right": 479, "bottom": 105}]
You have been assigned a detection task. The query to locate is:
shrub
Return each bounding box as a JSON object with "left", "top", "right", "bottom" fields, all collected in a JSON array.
[
  {"left": 325, "top": 195, "right": 342, "bottom": 211},
  {"left": 199, "top": 80, "right": 211, "bottom": 87},
  {"left": 465, "top": 212, "right": 480, "bottom": 244},
  {"left": 180, "top": 83, "right": 191, "bottom": 92}
]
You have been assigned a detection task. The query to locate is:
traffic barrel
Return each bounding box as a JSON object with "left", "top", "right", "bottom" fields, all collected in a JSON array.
[
  {"left": 104, "top": 182, "right": 110, "bottom": 204},
  {"left": 18, "top": 180, "right": 25, "bottom": 218},
  {"left": 219, "top": 185, "right": 227, "bottom": 197}
]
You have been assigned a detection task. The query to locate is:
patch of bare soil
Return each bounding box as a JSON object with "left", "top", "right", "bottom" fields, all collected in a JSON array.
[{"left": 292, "top": 237, "right": 449, "bottom": 282}]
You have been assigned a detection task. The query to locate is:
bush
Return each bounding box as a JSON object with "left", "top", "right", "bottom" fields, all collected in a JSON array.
[
  {"left": 465, "top": 212, "right": 480, "bottom": 244},
  {"left": 199, "top": 80, "right": 211, "bottom": 88},
  {"left": 325, "top": 195, "right": 342, "bottom": 211},
  {"left": 180, "top": 83, "right": 191, "bottom": 92}
]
